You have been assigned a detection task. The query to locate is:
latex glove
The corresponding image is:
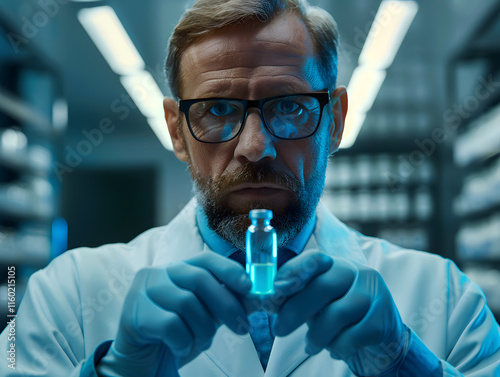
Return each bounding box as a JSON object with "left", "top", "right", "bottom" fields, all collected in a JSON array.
[
  {"left": 97, "top": 252, "right": 253, "bottom": 377},
  {"left": 265, "top": 251, "right": 409, "bottom": 377}
]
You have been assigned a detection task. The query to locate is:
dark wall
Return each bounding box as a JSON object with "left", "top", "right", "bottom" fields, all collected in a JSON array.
[{"left": 62, "top": 167, "right": 157, "bottom": 250}]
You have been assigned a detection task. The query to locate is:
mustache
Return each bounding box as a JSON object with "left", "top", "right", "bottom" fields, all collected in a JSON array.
[{"left": 211, "top": 163, "right": 301, "bottom": 195}]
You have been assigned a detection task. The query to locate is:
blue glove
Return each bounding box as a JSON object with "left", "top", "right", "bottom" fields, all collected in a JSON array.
[
  {"left": 96, "top": 252, "right": 253, "bottom": 377},
  {"left": 266, "top": 250, "right": 409, "bottom": 377}
]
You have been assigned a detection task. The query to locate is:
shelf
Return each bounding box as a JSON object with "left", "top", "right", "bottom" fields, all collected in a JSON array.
[
  {"left": 454, "top": 100, "right": 500, "bottom": 167},
  {"left": 460, "top": 151, "right": 500, "bottom": 173},
  {"left": 0, "top": 185, "right": 53, "bottom": 221},
  {"left": 0, "top": 242, "right": 51, "bottom": 267},
  {"left": 0, "top": 12, "right": 62, "bottom": 281},
  {"left": 0, "top": 85, "right": 53, "bottom": 134},
  {"left": 0, "top": 202, "right": 53, "bottom": 221},
  {"left": 461, "top": 259, "right": 500, "bottom": 268},
  {"left": 0, "top": 149, "right": 51, "bottom": 175},
  {"left": 325, "top": 182, "right": 435, "bottom": 192},
  {"left": 341, "top": 217, "right": 432, "bottom": 226},
  {"left": 456, "top": 203, "right": 500, "bottom": 222}
]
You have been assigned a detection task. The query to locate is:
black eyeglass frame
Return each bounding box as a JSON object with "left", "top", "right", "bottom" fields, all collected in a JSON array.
[{"left": 178, "top": 90, "right": 331, "bottom": 144}]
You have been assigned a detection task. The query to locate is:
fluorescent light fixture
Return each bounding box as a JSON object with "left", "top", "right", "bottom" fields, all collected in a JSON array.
[
  {"left": 341, "top": 0, "right": 418, "bottom": 148},
  {"left": 347, "top": 67, "right": 386, "bottom": 114},
  {"left": 120, "top": 72, "right": 173, "bottom": 150},
  {"left": 78, "top": 5, "right": 173, "bottom": 152},
  {"left": 359, "top": 1, "right": 418, "bottom": 69},
  {"left": 340, "top": 112, "right": 366, "bottom": 149},
  {"left": 339, "top": 66, "right": 384, "bottom": 148},
  {"left": 147, "top": 117, "right": 173, "bottom": 151},
  {"left": 120, "top": 71, "right": 165, "bottom": 119},
  {"left": 78, "top": 6, "right": 145, "bottom": 75}
]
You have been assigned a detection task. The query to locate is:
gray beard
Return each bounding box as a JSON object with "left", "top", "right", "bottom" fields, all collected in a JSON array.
[{"left": 190, "top": 162, "right": 326, "bottom": 251}]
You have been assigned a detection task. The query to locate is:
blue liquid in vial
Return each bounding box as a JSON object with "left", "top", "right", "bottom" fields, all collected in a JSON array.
[
  {"left": 246, "top": 209, "right": 277, "bottom": 296},
  {"left": 249, "top": 263, "right": 276, "bottom": 294}
]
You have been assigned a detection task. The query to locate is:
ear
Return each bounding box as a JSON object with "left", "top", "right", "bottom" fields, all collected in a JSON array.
[
  {"left": 328, "top": 86, "right": 348, "bottom": 154},
  {"left": 164, "top": 97, "right": 189, "bottom": 162}
]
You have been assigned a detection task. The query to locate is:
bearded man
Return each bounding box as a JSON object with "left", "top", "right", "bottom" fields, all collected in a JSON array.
[{"left": 1, "top": 1, "right": 499, "bottom": 376}]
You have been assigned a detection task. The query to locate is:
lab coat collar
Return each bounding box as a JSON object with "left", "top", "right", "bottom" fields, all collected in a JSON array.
[
  {"left": 152, "top": 198, "right": 206, "bottom": 266},
  {"left": 313, "top": 202, "right": 367, "bottom": 265},
  {"left": 153, "top": 198, "right": 366, "bottom": 266}
]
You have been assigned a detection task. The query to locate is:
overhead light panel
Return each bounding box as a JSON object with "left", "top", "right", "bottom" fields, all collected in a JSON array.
[
  {"left": 340, "top": 0, "right": 418, "bottom": 149},
  {"left": 120, "top": 72, "right": 172, "bottom": 151},
  {"left": 78, "top": 6, "right": 173, "bottom": 151},
  {"left": 120, "top": 71, "right": 165, "bottom": 119},
  {"left": 78, "top": 6, "right": 145, "bottom": 75},
  {"left": 340, "top": 112, "right": 366, "bottom": 149},
  {"left": 359, "top": 1, "right": 419, "bottom": 69},
  {"left": 147, "top": 118, "right": 174, "bottom": 151},
  {"left": 346, "top": 67, "right": 386, "bottom": 114}
]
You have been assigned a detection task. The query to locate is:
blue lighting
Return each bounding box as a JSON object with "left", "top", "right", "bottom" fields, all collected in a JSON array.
[{"left": 51, "top": 217, "right": 68, "bottom": 260}]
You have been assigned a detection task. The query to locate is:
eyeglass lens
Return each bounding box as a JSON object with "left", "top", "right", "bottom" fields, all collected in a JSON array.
[{"left": 187, "top": 95, "right": 322, "bottom": 142}]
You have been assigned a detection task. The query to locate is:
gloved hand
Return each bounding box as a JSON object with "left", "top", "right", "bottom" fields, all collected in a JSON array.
[
  {"left": 96, "top": 252, "right": 253, "bottom": 377},
  {"left": 265, "top": 250, "right": 409, "bottom": 377}
]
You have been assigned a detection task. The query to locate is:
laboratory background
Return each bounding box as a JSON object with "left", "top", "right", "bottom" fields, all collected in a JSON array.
[{"left": 0, "top": 0, "right": 499, "bottom": 331}]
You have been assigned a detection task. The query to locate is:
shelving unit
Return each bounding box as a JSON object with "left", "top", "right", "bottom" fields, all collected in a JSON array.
[
  {"left": 447, "top": 4, "right": 500, "bottom": 319},
  {"left": 0, "top": 13, "right": 66, "bottom": 324},
  {"left": 323, "top": 149, "right": 437, "bottom": 253}
]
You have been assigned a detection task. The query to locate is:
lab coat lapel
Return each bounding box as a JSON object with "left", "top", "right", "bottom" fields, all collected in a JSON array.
[
  {"left": 265, "top": 325, "right": 309, "bottom": 377},
  {"left": 152, "top": 198, "right": 206, "bottom": 266},
  {"left": 204, "top": 325, "right": 265, "bottom": 376}
]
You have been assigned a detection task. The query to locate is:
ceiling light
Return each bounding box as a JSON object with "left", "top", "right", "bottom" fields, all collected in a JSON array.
[
  {"left": 77, "top": 6, "right": 145, "bottom": 75},
  {"left": 147, "top": 118, "right": 173, "bottom": 151},
  {"left": 120, "top": 71, "right": 165, "bottom": 119},
  {"left": 359, "top": 1, "right": 419, "bottom": 69},
  {"left": 347, "top": 67, "right": 386, "bottom": 114},
  {"left": 78, "top": 6, "right": 173, "bottom": 152},
  {"left": 120, "top": 72, "right": 174, "bottom": 150},
  {"left": 340, "top": 112, "right": 366, "bottom": 149},
  {"left": 341, "top": 0, "right": 418, "bottom": 149}
]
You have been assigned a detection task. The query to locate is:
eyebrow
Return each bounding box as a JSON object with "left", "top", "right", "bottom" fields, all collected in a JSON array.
[{"left": 192, "top": 77, "right": 311, "bottom": 100}]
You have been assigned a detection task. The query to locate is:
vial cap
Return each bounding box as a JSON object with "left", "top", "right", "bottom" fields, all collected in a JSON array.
[{"left": 249, "top": 209, "right": 273, "bottom": 220}]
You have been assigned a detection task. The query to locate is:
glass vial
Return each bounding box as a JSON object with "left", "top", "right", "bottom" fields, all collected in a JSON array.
[{"left": 246, "top": 209, "right": 277, "bottom": 295}]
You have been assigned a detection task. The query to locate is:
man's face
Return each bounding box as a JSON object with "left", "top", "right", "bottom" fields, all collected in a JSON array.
[{"left": 164, "top": 12, "right": 346, "bottom": 250}]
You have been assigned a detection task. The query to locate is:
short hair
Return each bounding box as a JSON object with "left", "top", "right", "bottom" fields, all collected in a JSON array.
[{"left": 165, "top": 0, "right": 339, "bottom": 99}]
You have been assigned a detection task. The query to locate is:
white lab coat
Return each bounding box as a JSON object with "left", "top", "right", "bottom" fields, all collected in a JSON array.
[{"left": 1, "top": 199, "right": 499, "bottom": 376}]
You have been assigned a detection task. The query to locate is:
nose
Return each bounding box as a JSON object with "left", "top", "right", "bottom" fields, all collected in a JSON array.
[{"left": 234, "top": 110, "right": 277, "bottom": 163}]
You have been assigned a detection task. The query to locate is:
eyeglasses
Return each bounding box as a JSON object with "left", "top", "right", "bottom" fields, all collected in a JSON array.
[{"left": 178, "top": 90, "right": 330, "bottom": 143}]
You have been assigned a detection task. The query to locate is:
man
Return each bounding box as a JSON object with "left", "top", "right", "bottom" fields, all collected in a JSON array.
[{"left": 1, "top": 0, "right": 499, "bottom": 376}]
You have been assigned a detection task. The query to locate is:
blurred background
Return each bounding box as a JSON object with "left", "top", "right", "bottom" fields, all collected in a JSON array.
[{"left": 0, "top": 0, "right": 499, "bottom": 328}]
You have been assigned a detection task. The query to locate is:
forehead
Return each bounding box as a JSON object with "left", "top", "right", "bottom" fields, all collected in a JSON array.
[{"left": 179, "top": 12, "right": 323, "bottom": 98}]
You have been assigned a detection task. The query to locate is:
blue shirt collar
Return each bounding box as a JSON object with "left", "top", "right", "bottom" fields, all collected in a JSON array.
[{"left": 196, "top": 205, "right": 316, "bottom": 257}]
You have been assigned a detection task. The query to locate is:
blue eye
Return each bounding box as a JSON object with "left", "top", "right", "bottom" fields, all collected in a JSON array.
[
  {"left": 276, "top": 99, "right": 300, "bottom": 114},
  {"left": 209, "top": 102, "right": 234, "bottom": 116}
]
